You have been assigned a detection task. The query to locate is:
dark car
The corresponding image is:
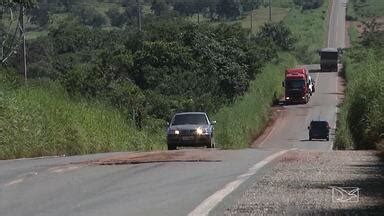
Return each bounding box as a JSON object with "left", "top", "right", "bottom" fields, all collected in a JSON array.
[
  {"left": 166, "top": 112, "right": 216, "bottom": 150},
  {"left": 308, "top": 120, "right": 330, "bottom": 141}
]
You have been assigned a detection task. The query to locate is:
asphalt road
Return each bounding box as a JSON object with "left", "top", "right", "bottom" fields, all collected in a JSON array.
[{"left": 0, "top": 1, "right": 347, "bottom": 216}]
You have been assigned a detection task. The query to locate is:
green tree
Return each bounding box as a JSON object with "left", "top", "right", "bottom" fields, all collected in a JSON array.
[{"left": 257, "top": 22, "right": 297, "bottom": 51}]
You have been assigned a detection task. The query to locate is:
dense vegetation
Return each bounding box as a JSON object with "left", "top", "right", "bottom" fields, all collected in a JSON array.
[
  {"left": 17, "top": 19, "right": 294, "bottom": 128},
  {"left": 335, "top": 41, "right": 384, "bottom": 151},
  {"left": 336, "top": 1, "right": 384, "bottom": 151}
]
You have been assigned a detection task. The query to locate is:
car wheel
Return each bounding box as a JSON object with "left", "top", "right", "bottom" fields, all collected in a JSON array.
[
  {"left": 326, "top": 137, "right": 329, "bottom": 141},
  {"left": 168, "top": 144, "right": 177, "bottom": 150}
]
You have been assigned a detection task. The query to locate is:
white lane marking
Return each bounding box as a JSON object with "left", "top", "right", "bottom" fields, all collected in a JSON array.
[
  {"left": 188, "top": 149, "right": 295, "bottom": 216},
  {"left": 50, "top": 165, "right": 80, "bottom": 173},
  {"left": 5, "top": 178, "right": 24, "bottom": 186}
]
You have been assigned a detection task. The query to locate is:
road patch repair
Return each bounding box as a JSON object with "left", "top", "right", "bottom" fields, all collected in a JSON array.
[
  {"left": 75, "top": 149, "right": 222, "bottom": 165},
  {"left": 224, "top": 150, "right": 384, "bottom": 215}
]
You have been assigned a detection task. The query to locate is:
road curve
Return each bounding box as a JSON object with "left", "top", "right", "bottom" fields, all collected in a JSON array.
[{"left": 0, "top": 1, "right": 347, "bottom": 216}]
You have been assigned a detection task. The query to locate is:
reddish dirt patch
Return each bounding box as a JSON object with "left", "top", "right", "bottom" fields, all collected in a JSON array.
[
  {"left": 251, "top": 106, "right": 286, "bottom": 148},
  {"left": 76, "top": 150, "right": 221, "bottom": 165}
]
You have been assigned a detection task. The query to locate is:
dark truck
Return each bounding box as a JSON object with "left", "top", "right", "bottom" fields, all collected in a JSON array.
[{"left": 318, "top": 48, "right": 342, "bottom": 72}]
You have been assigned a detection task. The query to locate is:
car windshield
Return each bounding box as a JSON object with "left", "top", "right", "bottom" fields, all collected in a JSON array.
[
  {"left": 311, "top": 121, "right": 328, "bottom": 128},
  {"left": 172, "top": 114, "right": 208, "bottom": 125},
  {"left": 321, "top": 52, "right": 338, "bottom": 60},
  {"left": 286, "top": 80, "right": 305, "bottom": 89}
]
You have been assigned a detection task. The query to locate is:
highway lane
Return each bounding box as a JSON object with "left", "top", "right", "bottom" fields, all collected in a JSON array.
[
  {"left": 0, "top": 1, "right": 347, "bottom": 216},
  {"left": 0, "top": 149, "right": 280, "bottom": 216},
  {"left": 328, "top": 0, "right": 347, "bottom": 48}
]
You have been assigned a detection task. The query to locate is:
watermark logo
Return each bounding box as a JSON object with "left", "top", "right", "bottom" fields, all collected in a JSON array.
[{"left": 331, "top": 187, "right": 360, "bottom": 203}]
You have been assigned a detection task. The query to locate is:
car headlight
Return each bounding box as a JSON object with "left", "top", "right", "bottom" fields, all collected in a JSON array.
[
  {"left": 196, "top": 128, "right": 209, "bottom": 135},
  {"left": 174, "top": 130, "right": 180, "bottom": 135},
  {"left": 286, "top": 97, "right": 290, "bottom": 100}
]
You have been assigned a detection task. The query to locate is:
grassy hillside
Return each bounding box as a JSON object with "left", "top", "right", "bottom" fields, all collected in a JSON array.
[
  {"left": 239, "top": 7, "right": 290, "bottom": 34},
  {"left": 283, "top": 0, "right": 328, "bottom": 64},
  {"left": 0, "top": 71, "right": 164, "bottom": 159}
]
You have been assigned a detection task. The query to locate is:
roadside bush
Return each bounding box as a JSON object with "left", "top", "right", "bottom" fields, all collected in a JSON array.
[
  {"left": 257, "top": 22, "right": 297, "bottom": 51},
  {"left": 335, "top": 48, "right": 384, "bottom": 150}
]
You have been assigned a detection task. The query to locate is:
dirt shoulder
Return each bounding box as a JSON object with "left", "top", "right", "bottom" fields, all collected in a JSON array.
[{"left": 224, "top": 150, "right": 384, "bottom": 215}]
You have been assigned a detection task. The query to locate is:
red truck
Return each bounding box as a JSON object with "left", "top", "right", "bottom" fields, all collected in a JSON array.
[{"left": 282, "top": 68, "right": 310, "bottom": 104}]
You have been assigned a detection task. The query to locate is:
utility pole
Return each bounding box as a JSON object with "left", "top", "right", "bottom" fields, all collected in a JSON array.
[
  {"left": 269, "top": 0, "right": 272, "bottom": 22},
  {"left": 19, "top": 4, "right": 27, "bottom": 82},
  {"left": 136, "top": 0, "right": 142, "bottom": 32}
]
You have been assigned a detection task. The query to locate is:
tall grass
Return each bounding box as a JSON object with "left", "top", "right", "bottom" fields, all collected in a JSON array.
[
  {"left": 0, "top": 71, "right": 164, "bottom": 159},
  {"left": 214, "top": 53, "right": 297, "bottom": 149},
  {"left": 283, "top": 1, "right": 328, "bottom": 64},
  {"left": 335, "top": 49, "right": 384, "bottom": 151},
  {"left": 348, "top": 22, "right": 360, "bottom": 45}
]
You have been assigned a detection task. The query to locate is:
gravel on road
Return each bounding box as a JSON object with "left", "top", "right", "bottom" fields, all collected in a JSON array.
[{"left": 224, "top": 150, "right": 384, "bottom": 215}]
